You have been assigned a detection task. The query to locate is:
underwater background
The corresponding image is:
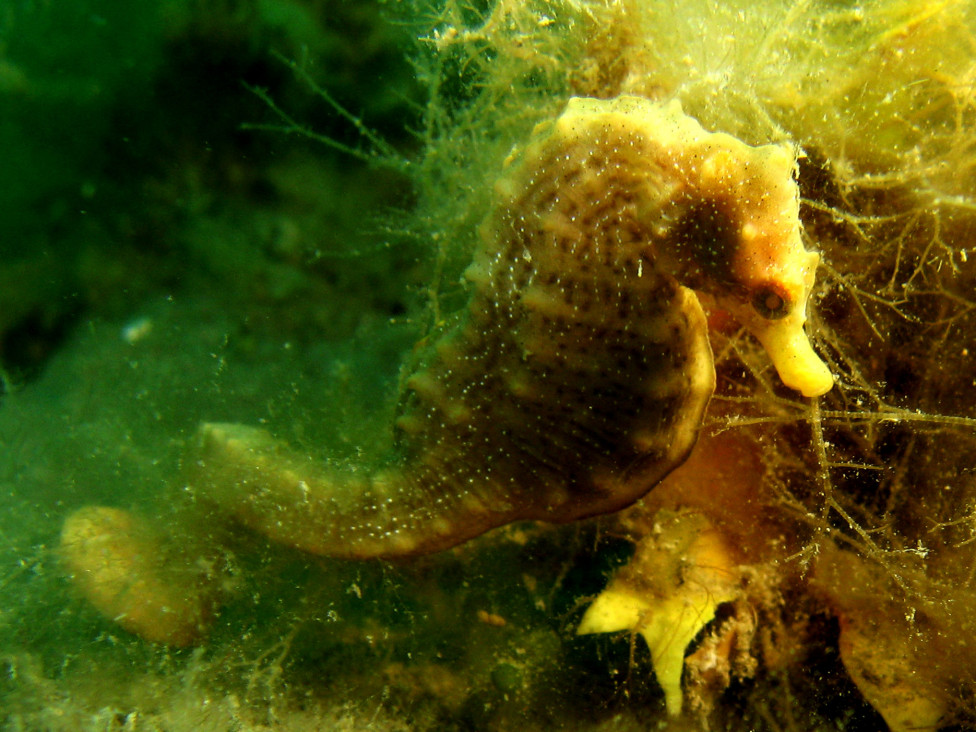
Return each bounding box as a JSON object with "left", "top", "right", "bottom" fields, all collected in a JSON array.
[{"left": 2, "top": 1, "right": 976, "bottom": 730}]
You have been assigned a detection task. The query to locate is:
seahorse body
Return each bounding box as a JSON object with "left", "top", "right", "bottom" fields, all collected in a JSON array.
[{"left": 183, "top": 96, "right": 832, "bottom": 559}]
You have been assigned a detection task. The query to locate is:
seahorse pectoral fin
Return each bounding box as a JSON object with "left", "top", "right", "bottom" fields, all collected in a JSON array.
[{"left": 752, "top": 317, "right": 833, "bottom": 397}]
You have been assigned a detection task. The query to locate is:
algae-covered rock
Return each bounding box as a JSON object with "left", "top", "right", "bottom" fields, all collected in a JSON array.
[{"left": 60, "top": 506, "right": 221, "bottom": 647}]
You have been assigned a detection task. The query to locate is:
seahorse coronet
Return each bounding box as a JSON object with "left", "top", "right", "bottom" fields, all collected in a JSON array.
[{"left": 182, "top": 94, "right": 833, "bottom": 559}]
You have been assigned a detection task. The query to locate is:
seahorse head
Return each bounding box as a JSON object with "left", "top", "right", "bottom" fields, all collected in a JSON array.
[
  {"left": 576, "top": 97, "right": 834, "bottom": 397},
  {"left": 676, "top": 130, "right": 833, "bottom": 397}
]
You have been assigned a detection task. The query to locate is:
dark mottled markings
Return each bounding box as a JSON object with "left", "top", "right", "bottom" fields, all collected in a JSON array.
[{"left": 393, "top": 117, "right": 712, "bottom": 523}]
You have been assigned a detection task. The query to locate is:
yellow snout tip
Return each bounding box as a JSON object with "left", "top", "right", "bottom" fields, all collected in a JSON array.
[{"left": 756, "top": 320, "right": 834, "bottom": 397}]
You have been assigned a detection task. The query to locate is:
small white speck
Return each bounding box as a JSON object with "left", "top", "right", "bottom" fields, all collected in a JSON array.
[{"left": 122, "top": 317, "right": 153, "bottom": 344}]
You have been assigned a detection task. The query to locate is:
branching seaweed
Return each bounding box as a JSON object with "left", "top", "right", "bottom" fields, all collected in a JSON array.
[{"left": 243, "top": 51, "right": 409, "bottom": 173}]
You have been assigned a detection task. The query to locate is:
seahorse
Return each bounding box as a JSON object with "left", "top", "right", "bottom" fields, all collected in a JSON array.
[{"left": 182, "top": 96, "right": 833, "bottom": 559}]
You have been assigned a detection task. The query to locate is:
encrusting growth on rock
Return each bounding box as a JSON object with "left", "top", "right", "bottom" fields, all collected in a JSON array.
[
  {"left": 180, "top": 95, "right": 832, "bottom": 560},
  {"left": 577, "top": 509, "right": 742, "bottom": 717},
  {"left": 60, "top": 507, "right": 220, "bottom": 647}
]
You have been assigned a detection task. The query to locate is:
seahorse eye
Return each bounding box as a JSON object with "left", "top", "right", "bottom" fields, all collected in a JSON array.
[{"left": 752, "top": 285, "right": 791, "bottom": 320}]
